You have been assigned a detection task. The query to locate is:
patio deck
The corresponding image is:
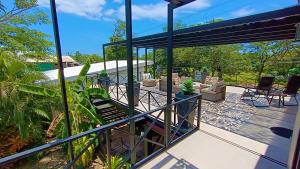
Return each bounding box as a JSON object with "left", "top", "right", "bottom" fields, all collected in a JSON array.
[
  {"left": 109, "top": 85, "right": 298, "bottom": 168},
  {"left": 139, "top": 128, "right": 287, "bottom": 169}
]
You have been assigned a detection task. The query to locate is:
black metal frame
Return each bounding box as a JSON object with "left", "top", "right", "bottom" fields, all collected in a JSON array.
[
  {"left": 50, "top": 0, "right": 74, "bottom": 161},
  {"left": 103, "top": 5, "right": 300, "bottom": 48},
  {"left": 5, "top": 0, "right": 300, "bottom": 169}
]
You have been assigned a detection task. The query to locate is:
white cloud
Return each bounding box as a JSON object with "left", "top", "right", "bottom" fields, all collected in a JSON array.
[
  {"left": 37, "top": 0, "right": 107, "bottom": 19},
  {"left": 113, "top": 0, "right": 122, "bottom": 3},
  {"left": 37, "top": 0, "right": 211, "bottom": 21},
  {"left": 117, "top": 0, "right": 211, "bottom": 21},
  {"left": 177, "top": 0, "right": 211, "bottom": 12},
  {"left": 232, "top": 7, "right": 255, "bottom": 17}
]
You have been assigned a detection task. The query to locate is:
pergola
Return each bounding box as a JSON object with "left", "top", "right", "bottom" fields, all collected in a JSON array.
[
  {"left": 101, "top": 2, "right": 300, "bottom": 165},
  {"left": 1, "top": 0, "right": 300, "bottom": 168}
]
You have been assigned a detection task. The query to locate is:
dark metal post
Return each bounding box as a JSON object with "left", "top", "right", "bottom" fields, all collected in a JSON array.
[
  {"left": 145, "top": 48, "right": 148, "bottom": 73},
  {"left": 136, "top": 48, "right": 139, "bottom": 81},
  {"left": 153, "top": 48, "right": 156, "bottom": 79},
  {"left": 165, "top": 3, "right": 174, "bottom": 148},
  {"left": 116, "top": 45, "right": 119, "bottom": 100},
  {"left": 197, "top": 95, "right": 202, "bottom": 129},
  {"left": 148, "top": 91, "right": 151, "bottom": 111},
  {"left": 125, "top": 0, "right": 136, "bottom": 164},
  {"left": 103, "top": 45, "right": 107, "bottom": 71},
  {"left": 105, "top": 129, "right": 111, "bottom": 169},
  {"left": 50, "top": 0, "right": 74, "bottom": 161}
]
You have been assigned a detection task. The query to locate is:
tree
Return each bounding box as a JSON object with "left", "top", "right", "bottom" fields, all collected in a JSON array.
[
  {"left": 71, "top": 51, "right": 103, "bottom": 64},
  {"left": 245, "top": 40, "right": 292, "bottom": 80},
  {"left": 0, "top": 0, "right": 52, "bottom": 60},
  {"left": 106, "top": 20, "right": 127, "bottom": 60}
]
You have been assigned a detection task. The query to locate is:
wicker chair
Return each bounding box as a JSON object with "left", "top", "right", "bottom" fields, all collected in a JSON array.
[{"left": 142, "top": 73, "right": 157, "bottom": 87}]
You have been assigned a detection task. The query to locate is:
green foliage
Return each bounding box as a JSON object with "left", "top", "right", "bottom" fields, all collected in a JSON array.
[
  {"left": 0, "top": 51, "right": 56, "bottom": 141},
  {"left": 71, "top": 51, "right": 103, "bottom": 64},
  {"left": 106, "top": 20, "right": 127, "bottom": 60},
  {"left": 245, "top": 40, "right": 292, "bottom": 80},
  {"left": 0, "top": 0, "right": 52, "bottom": 61},
  {"left": 104, "top": 156, "right": 131, "bottom": 169},
  {"left": 180, "top": 80, "right": 195, "bottom": 95},
  {"left": 19, "top": 63, "right": 110, "bottom": 167},
  {"left": 99, "top": 70, "right": 109, "bottom": 77},
  {"left": 288, "top": 67, "right": 300, "bottom": 76}
]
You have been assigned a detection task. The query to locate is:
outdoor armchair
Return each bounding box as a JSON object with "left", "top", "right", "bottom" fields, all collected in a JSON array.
[
  {"left": 142, "top": 73, "right": 157, "bottom": 87},
  {"left": 241, "top": 76, "right": 275, "bottom": 106},
  {"left": 268, "top": 76, "right": 300, "bottom": 106}
]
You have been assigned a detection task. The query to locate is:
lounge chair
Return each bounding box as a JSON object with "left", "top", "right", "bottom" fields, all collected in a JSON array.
[
  {"left": 241, "top": 76, "right": 275, "bottom": 106},
  {"left": 282, "top": 76, "right": 300, "bottom": 105},
  {"left": 269, "top": 76, "right": 300, "bottom": 106}
]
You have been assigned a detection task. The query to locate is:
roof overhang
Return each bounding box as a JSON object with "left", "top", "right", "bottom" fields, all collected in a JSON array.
[
  {"left": 104, "top": 5, "right": 300, "bottom": 48},
  {"left": 164, "top": 0, "right": 196, "bottom": 8}
]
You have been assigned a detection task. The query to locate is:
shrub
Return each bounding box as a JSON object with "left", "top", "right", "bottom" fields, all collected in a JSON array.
[
  {"left": 99, "top": 70, "right": 109, "bottom": 77},
  {"left": 180, "top": 79, "right": 195, "bottom": 95}
]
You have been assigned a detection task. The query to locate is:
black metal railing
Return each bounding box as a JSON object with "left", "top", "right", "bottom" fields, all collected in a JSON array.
[{"left": 0, "top": 82, "right": 202, "bottom": 169}]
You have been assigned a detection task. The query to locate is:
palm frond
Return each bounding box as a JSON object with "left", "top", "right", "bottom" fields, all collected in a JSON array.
[
  {"left": 34, "top": 109, "right": 51, "bottom": 120},
  {"left": 18, "top": 84, "right": 57, "bottom": 97},
  {"left": 73, "top": 63, "right": 90, "bottom": 91},
  {"left": 75, "top": 103, "right": 102, "bottom": 125},
  {"left": 85, "top": 88, "right": 110, "bottom": 100}
]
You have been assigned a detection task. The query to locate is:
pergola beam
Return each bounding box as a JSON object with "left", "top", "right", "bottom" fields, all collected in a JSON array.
[{"left": 103, "top": 5, "right": 300, "bottom": 48}]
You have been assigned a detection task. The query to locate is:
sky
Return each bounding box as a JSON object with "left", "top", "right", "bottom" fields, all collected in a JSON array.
[{"left": 28, "top": 0, "right": 298, "bottom": 55}]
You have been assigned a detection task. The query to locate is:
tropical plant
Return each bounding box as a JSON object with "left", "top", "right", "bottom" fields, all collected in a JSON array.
[
  {"left": 19, "top": 62, "right": 110, "bottom": 167},
  {"left": 180, "top": 80, "right": 195, "bottom": 95},
  {"left": 0, "top": 51, "right": 56, "bottom": 139},
  {"left": 104, "top": 156, "right": 131, "bottom": 169}
]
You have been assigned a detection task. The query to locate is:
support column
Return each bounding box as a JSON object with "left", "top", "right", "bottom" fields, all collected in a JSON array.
[
  {"left": 103, "top": 45, "right": 106, "bottom": 71},
  {"left": 145, "top": 48, "right": 148, "bottom": 73},
  {"left": 115, "top": 45, "right": 119, "bottom": 100},
  {"left": 50, "top": 0, "right": 74, "bottom": 161},
  {"left": 136, "top": 47, "right": 139, "bottom": 81},
  {"left": 165, "top": 3, "right": 173, "bottom": 148},
  {"left": 125, "top": 0, "right": 136, "bottom": 164},
  {"left": 153, "top": 48, "right": 156, "bottom": 79}
]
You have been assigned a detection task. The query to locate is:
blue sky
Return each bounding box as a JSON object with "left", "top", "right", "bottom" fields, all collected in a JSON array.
[{"left": 31, "top": 0, "right": 297, "bottom": 55}]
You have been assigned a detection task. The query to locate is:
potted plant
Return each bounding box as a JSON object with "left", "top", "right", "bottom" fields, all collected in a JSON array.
[
  {"left": 126, "top": 75, "right": 140, "bottom": 106},
  {"left": 98, "top": 70, "right": 110, "bottom": 91},
  {"left": 175, "top": 80, "right": 197, "bottom": 129},
  {"left": 200, "top": 67, "right": 209, "bottom": 83}
]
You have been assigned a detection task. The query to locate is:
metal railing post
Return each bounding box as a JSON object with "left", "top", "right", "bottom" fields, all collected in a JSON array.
[
  {"left": 197, "top": 95, "right": 202, "bottom": 129},
  {"left": 148, "top": 91, "right": 151, "bottom": 111},
  {"left": 105, "top": 129, "right": 111, "bottom": 169}
]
